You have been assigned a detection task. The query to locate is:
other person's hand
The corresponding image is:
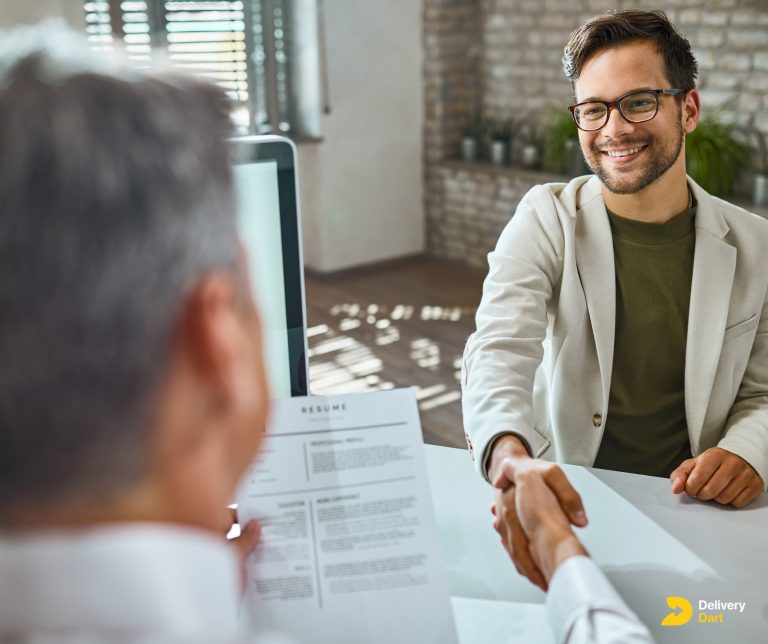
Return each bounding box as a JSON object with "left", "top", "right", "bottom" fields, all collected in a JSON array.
[
  {"left": 498, "top": 457, "right": 589, "bottom": 584},
  {"left": 223, "top": 507, "right": 261, "bottom": 592},
  {"left": 670, "top": 447, "right": 764, "bottom": 508},
  {"left": 489, "top": 435, "right": 587, "bottom": 590}
]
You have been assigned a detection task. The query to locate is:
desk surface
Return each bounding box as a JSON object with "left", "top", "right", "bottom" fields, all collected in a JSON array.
[{"left": 425, "top": 444, "right": 768, "bottom": 643}]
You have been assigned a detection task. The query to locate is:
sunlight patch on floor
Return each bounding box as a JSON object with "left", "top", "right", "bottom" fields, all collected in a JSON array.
[{"left": 308, "top": 302, "right": 476, "bottom": 412}]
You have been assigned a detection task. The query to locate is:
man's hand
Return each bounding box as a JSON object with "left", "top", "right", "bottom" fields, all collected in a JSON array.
[
  {"left": 492, "top": 485, "right": 548, "bottom": 590},
  {"left": 489, "top": 435, "right": 587, "bottom": 590},
  {"left": 670, "top": 447, "right": 764, "bottom": 508},
  {"left": 500, "top": 457, "right": 589, "bottom": 583}
]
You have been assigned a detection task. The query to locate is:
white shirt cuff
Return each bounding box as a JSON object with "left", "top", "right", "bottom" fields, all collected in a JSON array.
[{"left": 546, "top": 555, "right": 650, "bottom": 644}]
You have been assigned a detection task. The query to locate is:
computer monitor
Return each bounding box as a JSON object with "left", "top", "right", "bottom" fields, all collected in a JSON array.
[{"left": 230, "top": 135, "right": 309, "bottom": 398}]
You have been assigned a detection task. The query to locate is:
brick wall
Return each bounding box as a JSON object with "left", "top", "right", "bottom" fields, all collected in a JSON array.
[
  {"left": 422, "top": 0, "right": 483, "bottom": 258},
  {"left": 424, "top": 0, "right": 768, "bottom": 267},
  {"left": 482, "top": 0, "right": 768, "bottom": 132},
  {"left": 430, "top": 162, "right": 567, "bottom": 268}
]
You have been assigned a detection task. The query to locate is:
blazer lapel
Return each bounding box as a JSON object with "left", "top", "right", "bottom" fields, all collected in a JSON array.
[
  {"left": 685, "top": 178, "right": 737, "bottom": 452},
  {"left": 575, "top": 176, "right": 616, "bottom": 411}
]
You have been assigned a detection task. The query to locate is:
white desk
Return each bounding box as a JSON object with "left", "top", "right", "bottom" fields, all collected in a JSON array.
[{"left": 425, "top": 445, "right": 768, "bottom": 643}]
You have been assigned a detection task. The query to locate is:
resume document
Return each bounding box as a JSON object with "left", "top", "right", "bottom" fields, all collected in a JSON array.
[{"left": 236, "top": 388, "right": 459, "bottom": 644}]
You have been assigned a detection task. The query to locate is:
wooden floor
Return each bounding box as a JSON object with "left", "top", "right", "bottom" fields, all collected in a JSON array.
[{"left": 304, "top": 257, "right": 485, "bottom": 449}]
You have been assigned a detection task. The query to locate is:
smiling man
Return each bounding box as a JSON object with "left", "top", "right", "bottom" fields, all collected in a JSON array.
[{"left": 462, "top": 10, "right": 768, "bottom": 588}]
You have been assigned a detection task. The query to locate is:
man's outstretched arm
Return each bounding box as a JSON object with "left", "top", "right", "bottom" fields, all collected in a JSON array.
[{"left": 462, "top": 186, "right": 566, "bottom": 482}]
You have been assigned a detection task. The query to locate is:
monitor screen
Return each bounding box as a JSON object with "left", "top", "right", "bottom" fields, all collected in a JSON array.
[{"left": 231, "top": 137, "right": 308, "bottom": 398}]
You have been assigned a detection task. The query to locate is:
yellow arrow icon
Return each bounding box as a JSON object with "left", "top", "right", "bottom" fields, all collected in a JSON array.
[{"left": 661, "top": 596, "right": 693, "bottom": 626}]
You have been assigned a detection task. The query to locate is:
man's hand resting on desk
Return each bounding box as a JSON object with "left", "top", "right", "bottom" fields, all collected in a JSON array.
[
  {"left": 670, "top": 447, "right": 764, "bottom": 508},
  {"left": 489, "top": 435, "right": 588, "bottom": 590}
]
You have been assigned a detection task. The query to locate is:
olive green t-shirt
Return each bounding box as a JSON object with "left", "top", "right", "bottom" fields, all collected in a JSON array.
[{"left": 593, "top": 204, "right": 696, "bottom": 477}]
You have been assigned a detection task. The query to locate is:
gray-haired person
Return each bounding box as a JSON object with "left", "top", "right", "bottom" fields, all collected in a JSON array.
[
  {"left": 0, "top": 21, "right": 281, "bottom": 643},
  {"left": 0, "top": 22, "right": 652, "bottom": 644}
]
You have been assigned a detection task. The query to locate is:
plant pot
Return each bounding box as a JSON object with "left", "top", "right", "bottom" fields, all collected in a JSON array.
[
  {"left": 753, "top": 174, "right": 768, "bottom": 208},
  {"left": 490, "top": 140, "right": 509, "bottom": 166},
  {"left": 521, "top": 144, "right": 541, "bottom": 169},
  {"left": 461, "top": 136, "right": 479, "bottom": 162}
]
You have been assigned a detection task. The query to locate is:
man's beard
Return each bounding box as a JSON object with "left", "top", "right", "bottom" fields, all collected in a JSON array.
[{"left": 584, "top": 119, "right": 684, "bottom": 195}]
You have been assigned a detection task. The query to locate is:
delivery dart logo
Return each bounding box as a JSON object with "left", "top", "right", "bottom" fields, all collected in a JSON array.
[{"left": 661, "top": 596, "right": 693, "bottom": 626}]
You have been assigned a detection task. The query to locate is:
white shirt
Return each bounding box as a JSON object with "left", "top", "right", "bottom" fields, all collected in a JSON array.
[
  {"left": 548, "top": 556, "right": 654, "bottom": 644},
  {"left": 0, "top": 524, "right": 292, "bottom": 644},
  {"left": 0, "top": 524, "right": 650, "bottom": 643}
]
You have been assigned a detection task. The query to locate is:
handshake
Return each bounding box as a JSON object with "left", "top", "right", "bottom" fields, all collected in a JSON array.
[{"left": 489, "top": 436, "right": 589, "bottom": 591}]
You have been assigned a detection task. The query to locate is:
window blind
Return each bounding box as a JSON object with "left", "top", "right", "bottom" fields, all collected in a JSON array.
[
  {"left": 84, "top": 0, "right": 320, "bottom": 135},
  {"left": 83, "top": 1, "right": 114, "bottom": 51}
]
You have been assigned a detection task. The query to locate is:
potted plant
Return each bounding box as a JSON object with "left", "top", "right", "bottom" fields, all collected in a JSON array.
[
  {"left": 487, "top": 119, "right": 513, "bottom": 166},
  {"left": 542, "top": 105, "right": 587, "bottom": 176},
  {"left": 685, "top": 110, "right": 747, "bottom": 197},
  {"left": 521, "top": 120, "right": 544, "bottom": 169},
  {"left": 460, "top": 115, "right": 483, "bottom": 162}
]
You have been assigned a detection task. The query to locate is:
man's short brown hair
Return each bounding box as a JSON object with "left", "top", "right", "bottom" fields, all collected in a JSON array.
[{"left": 562, "top": 10, "right": 698, "bottom": 95}]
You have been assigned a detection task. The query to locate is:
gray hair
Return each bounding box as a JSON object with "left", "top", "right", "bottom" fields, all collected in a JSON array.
[{"left": 0, "top": 25, "right": 239, "bottom": 514}]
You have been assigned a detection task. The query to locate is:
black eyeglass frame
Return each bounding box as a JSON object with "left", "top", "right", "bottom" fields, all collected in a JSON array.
[{"left": 568, "top": 88, "right": 686, "bottom": 132}]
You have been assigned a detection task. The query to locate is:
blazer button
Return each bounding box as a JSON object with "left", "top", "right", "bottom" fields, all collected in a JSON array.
[
  {"left": 592, "top": 413, "right": 603, "bottom": 428},
  {"left": 464, "top": 433, "right": 475, "bottom": 460}
]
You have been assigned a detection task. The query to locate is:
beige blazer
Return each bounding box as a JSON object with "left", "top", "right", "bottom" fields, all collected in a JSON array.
[{"left": 462, "top": 174, "right": 768, "bottom": 488}]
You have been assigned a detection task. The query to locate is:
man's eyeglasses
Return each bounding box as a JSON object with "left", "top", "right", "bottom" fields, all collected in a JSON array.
[{"left": 568, "top": 89, "right": 685, "bottom": 132}]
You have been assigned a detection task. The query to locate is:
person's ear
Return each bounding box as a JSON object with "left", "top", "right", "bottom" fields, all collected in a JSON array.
[
  {"left": 181, "top": 273, "right": 256, "bottom": 411},
  {"left": 682, "top": 89, "right": 700, "bottom": 135}
]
